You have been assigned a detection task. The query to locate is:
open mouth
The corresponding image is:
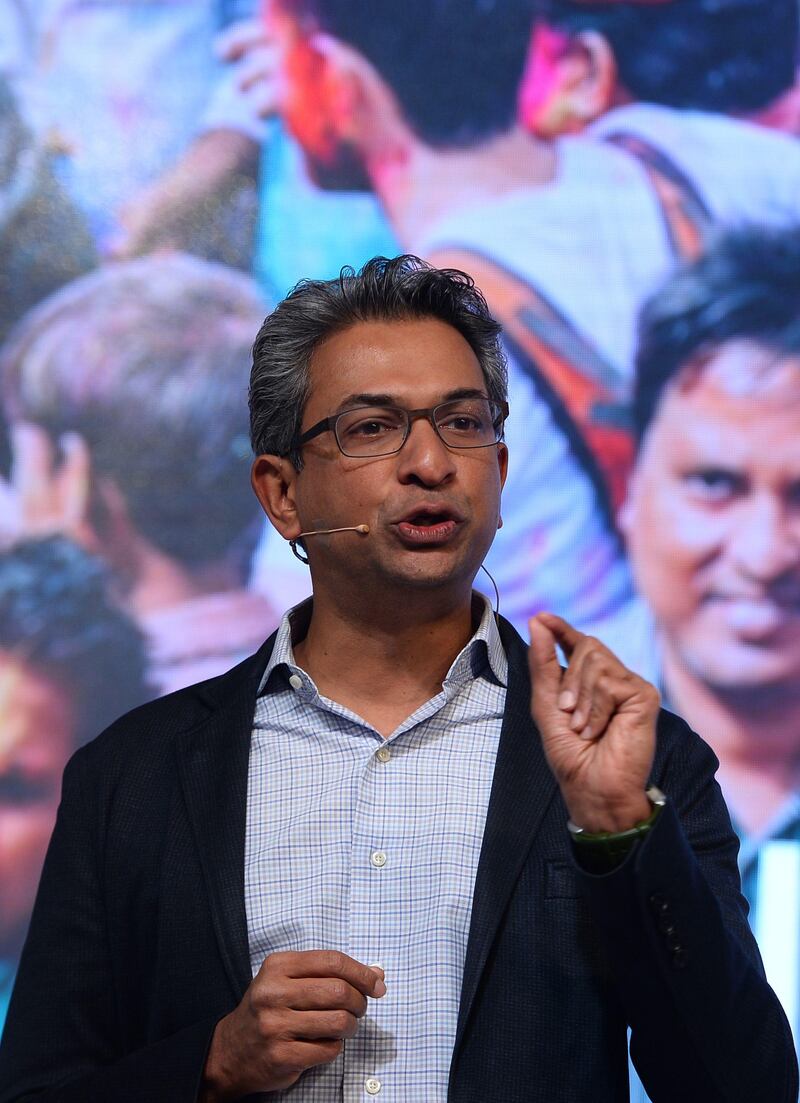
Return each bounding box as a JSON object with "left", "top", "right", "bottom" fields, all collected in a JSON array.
[{"left": 395, "top": 509, "right": 461, "bottom": 544}]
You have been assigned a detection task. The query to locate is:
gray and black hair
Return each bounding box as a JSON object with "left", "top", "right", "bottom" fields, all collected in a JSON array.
[
  {"left": 634, "top": 222, "right": 800, "bottom": 443},
  {"left": 249, "top": 254, "right": 508, "bottom": 467}
]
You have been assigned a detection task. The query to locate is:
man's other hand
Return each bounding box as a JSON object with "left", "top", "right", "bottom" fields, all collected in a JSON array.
[
  {"left": 528, "top": 612, "right": 659, "bottom": 833},
  {"left": 0, "top": 422, "right": 92, "bottom": 550},
  {"left": 199, "top": 950, "right": 386, "bottom": 1100},
  {"left": 215, "top": 16, "right": 281, "bottom": 120}
]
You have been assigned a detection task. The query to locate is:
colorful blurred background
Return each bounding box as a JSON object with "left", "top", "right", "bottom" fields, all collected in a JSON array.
[{"left": 1, "top": 3, "right": 799, "bottom": 1096}]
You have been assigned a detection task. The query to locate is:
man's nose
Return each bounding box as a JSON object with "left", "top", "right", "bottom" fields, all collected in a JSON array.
[
  {"left": 730, "top": 494, "right": 800, "bottom": 581},
  {"left": 395, "top": 417, "right": 457, "bottom": 486}
]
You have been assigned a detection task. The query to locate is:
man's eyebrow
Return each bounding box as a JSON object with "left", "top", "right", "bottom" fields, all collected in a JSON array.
[
  {"left": 336, "top": 393, "right": 395, "bottom": 411},
  {"left": 335, "top": 387, "right": 489, "bottom": 412}
]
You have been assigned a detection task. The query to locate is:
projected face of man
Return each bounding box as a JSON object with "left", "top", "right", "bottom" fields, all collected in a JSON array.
[
  {"left": 0, "top": 654, "right": 74, "bottom": 958},
  {"left": 622, "top": 341, "right": 800, "bottom": 698}
]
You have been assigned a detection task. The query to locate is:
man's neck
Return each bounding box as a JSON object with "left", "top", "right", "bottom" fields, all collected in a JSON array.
[
  {"left": 662, "top": 646, "right": 800, "bottom": 836},
  {"left": 292, "top": 586, "right": 479, "bottom": 738},
  {"left": 365, "top": 125, "right": 556, "bottom": 249}
]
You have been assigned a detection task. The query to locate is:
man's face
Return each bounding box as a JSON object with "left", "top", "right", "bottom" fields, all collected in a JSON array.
[
  {"left": 623, "top": 341, "right": 800, "bottom": 693},
  {"left": 0, "top": 653, "right": 74, "bottom": 957},
  {"left": 267, "top": 3, "right": 372, "bottom": 191},
  {"left": 290, "top": 317, "right": 508, "bottom": 600}
]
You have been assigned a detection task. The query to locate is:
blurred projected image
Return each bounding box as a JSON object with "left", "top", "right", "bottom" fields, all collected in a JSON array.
[
  {"left": 0, "top": 76, "right": 95, "bottom": 349},
  {"left": 0, "top": 0, "right": 265, "bottom": 267},
  {"left": 0, "top": 538, "right": 149, "bottom": 1033},
  {"left": 0, "top": 0, "right": 799, "bottom": 1069},
  {"left": 622, "top": 223, "right": 800, "bottom": 1051},
  {"left": 520, "top": 0, "right": 798, "bottom": 137},
  {"left": 252, "top": 0, "right": 800, "bottom": 638},
  {"left": 0, "top": 255, "right": 276, "bottom": 695}
]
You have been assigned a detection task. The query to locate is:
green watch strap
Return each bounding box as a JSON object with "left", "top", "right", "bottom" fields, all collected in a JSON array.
[{"left": 568, "top": 787, "right": 666, "bottom": 871}]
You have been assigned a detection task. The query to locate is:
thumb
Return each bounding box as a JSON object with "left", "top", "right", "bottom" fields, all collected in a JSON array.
[{"left": 528, "top": 614, "right": 563, "bottom": 705}]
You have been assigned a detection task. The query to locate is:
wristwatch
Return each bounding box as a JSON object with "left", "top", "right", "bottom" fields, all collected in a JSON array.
[{"left": 567, "top": 786, "right": 667, "bottom": 867}]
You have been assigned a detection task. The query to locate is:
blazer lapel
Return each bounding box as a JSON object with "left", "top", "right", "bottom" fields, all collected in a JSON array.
[
  {"left": 454, "top": 619, "right": 558, "bottom": 1050},
  {"left": 175, "top": 633, "right": 277, "bottom": 1000}
]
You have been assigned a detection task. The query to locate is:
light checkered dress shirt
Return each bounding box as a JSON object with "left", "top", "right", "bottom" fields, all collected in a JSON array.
[{"left": 245, "top": 594, "right": 507, "bottom": 1101}]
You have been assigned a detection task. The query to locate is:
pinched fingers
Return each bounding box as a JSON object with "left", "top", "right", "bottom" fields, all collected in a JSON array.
[
  {"left": 277, "top": 949, "right": 385, "bottom": 995},
  {"left": 558, "top": 639, "right": 657, "bottom": 741},
  {"left": 286, "top": 1007, "right": 361, "bottom": 1041},
  {"left": 536, "top": 611, "right": 584, "bottom": 659},
  {"left": 202, "top": 949, "right": 383, "bottom": 1098},
  {"left": 273, "top": 975, "right": 370, "bottom": 1019},
  {"left": 570, "top": 654, "right": 629, "bottom": 741},
  {"left": 254, "top": 950, "right": 385, "bottom": 1014},
  {"left": 557, "top": 638, "right": 635, "bottom": 740}
]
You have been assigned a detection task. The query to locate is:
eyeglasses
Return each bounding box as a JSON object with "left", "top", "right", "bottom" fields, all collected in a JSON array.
[{"left": 294, "top": 397, "right": 509, "bottom": 458}]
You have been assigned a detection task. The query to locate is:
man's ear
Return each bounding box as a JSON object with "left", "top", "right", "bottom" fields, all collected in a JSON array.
[
  {"left": 251, "top": 453, "right": 302, "bottom": 541},
  {"left": 497, "top": 441, "right": 509, "bottom": 490},
  {"left": 520, "top": 26, "right": 618, "bottom": 136},
  {"left": 567, "top": 31, "right": 618, "bottom": 125}
]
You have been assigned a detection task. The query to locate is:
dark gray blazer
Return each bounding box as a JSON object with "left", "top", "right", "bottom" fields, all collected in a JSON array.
[{"left": 0, "top": 618, "right": 796, "bottom": 1102}]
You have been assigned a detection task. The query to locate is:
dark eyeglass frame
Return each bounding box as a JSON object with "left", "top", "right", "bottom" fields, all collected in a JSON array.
[{"left": 293, "top": 398, "right": 510, "bottom": 458}]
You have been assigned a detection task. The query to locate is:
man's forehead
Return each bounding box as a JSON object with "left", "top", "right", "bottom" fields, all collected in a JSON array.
[
  {"left": 306, "top": 317, "right": 484, "bottom": 406},
  {"left": 670, "top": 341, "right": 800, "bottom": 407}
]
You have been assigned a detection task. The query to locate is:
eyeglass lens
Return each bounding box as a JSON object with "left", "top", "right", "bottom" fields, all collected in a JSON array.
[{"left": 335, "top": 398, "right": 503, "bottom": 457}]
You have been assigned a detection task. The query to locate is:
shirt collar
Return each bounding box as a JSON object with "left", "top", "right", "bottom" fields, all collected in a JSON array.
[
  {"left": 444, "top": 592, "right": 507, "bottom": 689},
  {"left": 257, "top": 592, "right": 507, "bottom": 696}
]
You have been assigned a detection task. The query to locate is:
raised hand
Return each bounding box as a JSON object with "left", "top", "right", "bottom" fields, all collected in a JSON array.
[
  {"left": 0, "top": 423, "right": 92, "bottom": 549},
  {"left": 200, "top": 950, "right": 386, "bottom": 1101},
  {"left": 215, "top": 16, "right": 282, "bottom": 119},
  {"left": 528, "top": 612, "right": 660, "bottom": 833}
]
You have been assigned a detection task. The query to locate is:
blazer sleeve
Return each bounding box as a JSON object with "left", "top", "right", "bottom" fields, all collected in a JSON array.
[
  {"left": 0, "top": 747, "right": 219, "bottom": 1103},
  {"left": 574, "top": 710, "right": 799, "bottom": 1103}
]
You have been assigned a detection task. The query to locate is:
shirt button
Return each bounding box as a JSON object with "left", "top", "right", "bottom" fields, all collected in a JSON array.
[
  {"left": 370, "top": 850, "right": 387, "bottom": 868},
  {"left": 365, "top": 1077, "right": 382, "bottom": 1095},
  {"left": 288, "top": 674, "right": 303, "bottom": 690},
  {"left": 376, "top": 747, "right": 391, "bottom": 763}
]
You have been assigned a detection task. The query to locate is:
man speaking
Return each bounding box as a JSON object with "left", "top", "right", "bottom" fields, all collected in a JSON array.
[{"left": 0, "top": 256, "right": 795, "bottom": 1101}]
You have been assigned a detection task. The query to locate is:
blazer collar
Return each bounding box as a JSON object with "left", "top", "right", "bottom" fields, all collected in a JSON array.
[
  {"left": 175, "top": 630, "right": 278, "bottom": 999},
  {"left": 453, "top": 616, "right": 558, "bottom": 1051}
]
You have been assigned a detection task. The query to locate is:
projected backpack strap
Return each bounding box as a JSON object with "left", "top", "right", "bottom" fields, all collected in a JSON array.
[
  {"left": 428, "top": 247, "right": 633, "bottom": 526},
  {"left": 604, "top": 131, "right": 713, "bottom": 261}
]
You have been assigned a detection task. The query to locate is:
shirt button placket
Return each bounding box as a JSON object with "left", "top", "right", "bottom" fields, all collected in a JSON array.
[{"left": 349, "top": 738, "right": 392, "bottom": 1096}]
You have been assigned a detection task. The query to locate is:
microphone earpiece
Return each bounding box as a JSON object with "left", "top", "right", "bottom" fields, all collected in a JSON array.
[
  {"left": 290, "top": 523, "right": 370, "bottom": 564},
  {"left": 297, "top": 524, "right": 370, "bottom": 538}
]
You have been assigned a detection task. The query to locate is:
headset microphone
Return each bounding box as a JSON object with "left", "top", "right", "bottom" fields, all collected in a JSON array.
[{"left": 290, "top": 524, "right": 370, "bottom": 563}]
